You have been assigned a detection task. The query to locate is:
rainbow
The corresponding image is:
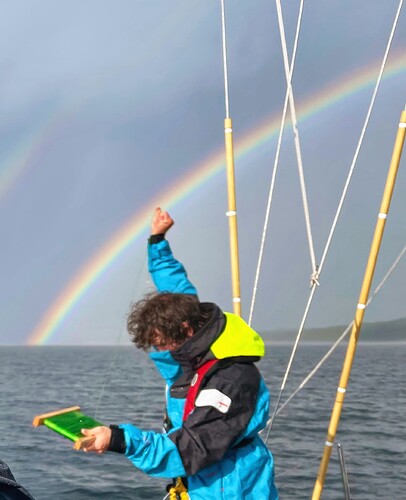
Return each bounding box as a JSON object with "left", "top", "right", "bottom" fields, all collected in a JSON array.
[
  {"left": 0, "top": 106, "right": 65, "bottom": 201},
  {"left": 27, "top": 52, "right": 406, "bottom": 345}
]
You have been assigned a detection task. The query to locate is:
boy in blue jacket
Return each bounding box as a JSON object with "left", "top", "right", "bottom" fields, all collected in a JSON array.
[{"left": 83, "top": 208, "right": 278, "bottom": 500}]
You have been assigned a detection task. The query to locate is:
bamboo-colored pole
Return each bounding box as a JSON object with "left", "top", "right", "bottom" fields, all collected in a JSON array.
[
  {"left": 220, "top": 0, "right": 241, "bottom": 316},
  {"left": 312, "top": 109, "right": 406, "bottom": 499},
  {"left": 224, "top": 117, "right": 241, "bottom": 316}
]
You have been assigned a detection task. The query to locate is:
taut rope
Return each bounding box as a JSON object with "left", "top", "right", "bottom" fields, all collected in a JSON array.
[
  {"left": 264, "top": 0, "right": 404, "bottom": 440},
  {"left": 249, "top": 0, "right": 306, "bottom": 326}
]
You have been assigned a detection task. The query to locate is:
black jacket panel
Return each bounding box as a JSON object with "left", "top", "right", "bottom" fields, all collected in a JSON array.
[{"left": 168, "top": 362, "right": 261, "bottom": 475}]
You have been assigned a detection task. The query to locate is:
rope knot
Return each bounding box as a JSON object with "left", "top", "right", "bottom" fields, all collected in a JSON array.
[{"left": 310, "top": 265, "right": 320, "bottom": 287}]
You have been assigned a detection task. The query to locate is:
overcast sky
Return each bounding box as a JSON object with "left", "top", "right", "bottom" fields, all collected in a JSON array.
[{"left": 0, "top": 1, "right": 405, "bottom": 345}]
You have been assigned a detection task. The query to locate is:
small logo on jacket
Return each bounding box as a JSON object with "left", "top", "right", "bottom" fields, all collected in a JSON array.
[{"left": 195, "top": 389, "right": 231, "bottom": 413}]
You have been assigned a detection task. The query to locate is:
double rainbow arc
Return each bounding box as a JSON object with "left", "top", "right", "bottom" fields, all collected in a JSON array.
[{"left": 27, "top": 53, "right": 406, "bottom": 345}]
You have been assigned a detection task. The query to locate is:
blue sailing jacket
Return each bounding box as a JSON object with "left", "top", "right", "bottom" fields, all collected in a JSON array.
[{"left": 119, "top": 239, "right": 278, "bottom": 499}]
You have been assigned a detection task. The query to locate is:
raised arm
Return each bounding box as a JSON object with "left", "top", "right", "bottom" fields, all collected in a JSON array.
[{"left": 148, "top": 208, "right": 197, "bottom": 295}]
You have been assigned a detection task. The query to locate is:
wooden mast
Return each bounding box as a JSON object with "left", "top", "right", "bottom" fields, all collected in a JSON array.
[
  {"left": 224, "top": 116, "right": 241, "bottom": 316},
  {"left": 312, "top": 109, "right": 406, "bottom": 499},
  {"left": 220, "top": 0, "right": 241, "bottom": 316}
]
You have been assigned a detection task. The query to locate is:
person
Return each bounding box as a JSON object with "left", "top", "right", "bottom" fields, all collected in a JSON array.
[
  {"left": 82, "top": 208, "right": 278, "bottom": 499},
  {"left": 0, "top": 460, "right": 36, "bottom": 500}
]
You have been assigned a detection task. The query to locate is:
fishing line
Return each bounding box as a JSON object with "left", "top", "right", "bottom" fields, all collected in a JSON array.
[
  {"left": 249, "top": 0, "right": 305, "bottom": 326},
  {"left": 92, "top": 252, "right": 148, "bottom": 420},
  {"left": 264, "top": 0, "right": 404, "bottom": 441}
]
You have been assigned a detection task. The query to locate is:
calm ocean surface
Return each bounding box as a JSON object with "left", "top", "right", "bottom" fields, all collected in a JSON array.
[{"left": 0, "top": 343, "right": 405, "bottom": 499}]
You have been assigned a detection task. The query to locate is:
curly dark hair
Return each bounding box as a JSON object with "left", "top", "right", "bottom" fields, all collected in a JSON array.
[{"left": 127, "top": 292, "right": 208, "bottom": 350}]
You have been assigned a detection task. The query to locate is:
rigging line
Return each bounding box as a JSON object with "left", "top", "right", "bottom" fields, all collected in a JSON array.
[
  {"left": 263, "top": 0, "right": 404, "bottom": 441},
  {"left": 275, "top": 0, "right": 317, "bottom": 275},
  {"left": 220, "top": 0, "right": 230, "bottom": 119},
  {"left": 93, "top": 253, "right": 148, "bottom": 420},
  {"left": 248, "top": 0, "right": 305, "bottom": 326},
  {"left": 315, "top": 0, "right": 404, "bottom": 282},
  {"left": 260, "top": 242, "right": 406, "bottom": 444},
  {"left": 274, "top": 242, "right": 406, "bottom": 418},
  {"left": 277, "top": 323, "right": 351, "bottom": 417},
  {"left": 264, "top": 283, "right": 316, "bottom": 441}
]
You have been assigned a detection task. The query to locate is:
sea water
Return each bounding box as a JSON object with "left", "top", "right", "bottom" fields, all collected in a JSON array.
[{"left": 0, "top": 343, "right": 405, "bottom": 499}]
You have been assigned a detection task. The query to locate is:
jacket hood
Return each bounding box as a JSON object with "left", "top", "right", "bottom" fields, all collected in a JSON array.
[
  {"left": 211, "top": 312, "right": 265, "bottom": 359},
  {"left": 171, "top": 303, "right": 265, "bottom": 372},
  {"left": 149, "top": 303, "right": 265, "bottom": 384},
  {"left": 170, "top": 303, "right": 224, "bottom": 372}
]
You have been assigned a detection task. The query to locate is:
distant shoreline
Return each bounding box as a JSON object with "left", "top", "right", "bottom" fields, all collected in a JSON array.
[
  {"left": 1, "top": 341, "right": 405, "bottom": 348},
  {"left": 264, "top": 340, "right": 406, "bottom": 346},
  {"left": 260, "top": 316, "right": 406, "bottom": 343},
  {"left": 1, "top": 317, "right": 405, "bottom": 347}
]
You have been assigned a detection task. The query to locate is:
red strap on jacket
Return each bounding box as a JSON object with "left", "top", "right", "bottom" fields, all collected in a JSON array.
[{"left": 182, "top": 359, "right": 219, "bottom": 421}]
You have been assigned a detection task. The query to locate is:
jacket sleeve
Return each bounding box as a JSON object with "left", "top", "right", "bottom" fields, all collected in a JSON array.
[
  {"left": 168, "top": 363, "right": 264, "bottom": 475},
  {"left": 148, "top": 239, "right": 198, "bottom": 295},
  {"left": 118, "top": 364, "right": 266, "bottom": 478},
  {"left": 119, "top": 424, "right": 187, "bottom": 478}
]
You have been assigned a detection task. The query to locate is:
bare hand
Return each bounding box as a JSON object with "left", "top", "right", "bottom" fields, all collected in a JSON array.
[
  {"left": 81, "top": 426, "right": 112, "bottom": 454},
  {"left": 151, "top": 207, "right": 174, "bottom": 235}
]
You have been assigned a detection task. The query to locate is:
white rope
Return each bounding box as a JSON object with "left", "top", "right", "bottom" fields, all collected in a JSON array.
[
  {"left": 249, "top": 0, "right": 305, "bottom": 326},
  {"left": 273, "top": 243, "right": 406, "bottom": 419},
  {"left": 265, "top": 283, "right": 316, "bottom": 440},
  {"left": 316, "top": 0, "right": 404, "bottom": 281},
  {"left": 264, "top": 0, "right": 404, "bottom": 440},
  {"left": 275, "top": 0, "right": 317, "bottom": 276},
  {"left": 304, "top": 0, "right": 403, "bottom": 289},
  {"left": 220, "top": 0, "right": 230, "bottom": 119}
]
